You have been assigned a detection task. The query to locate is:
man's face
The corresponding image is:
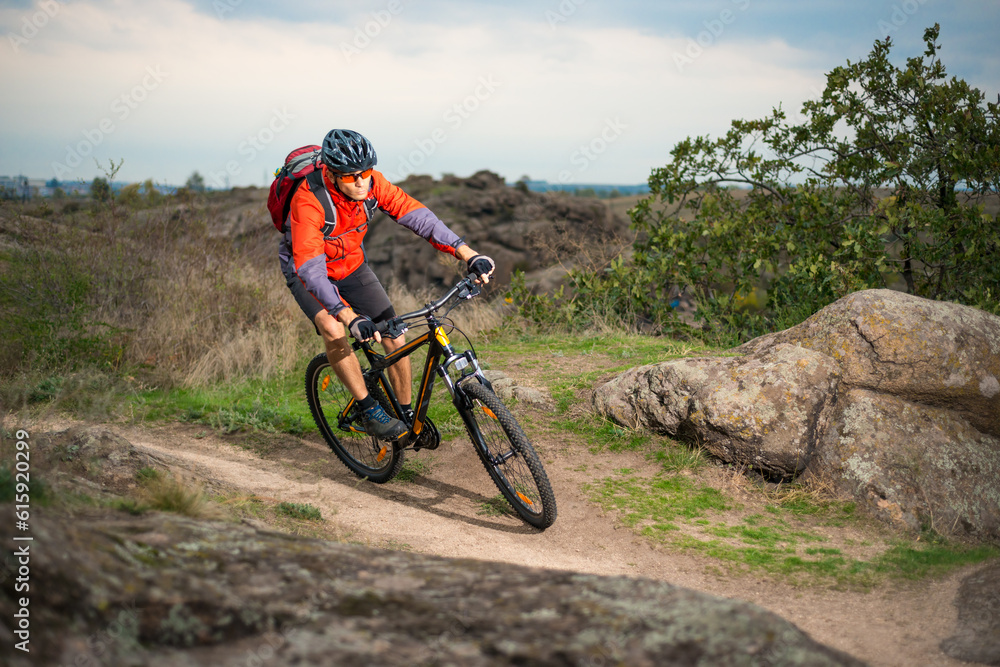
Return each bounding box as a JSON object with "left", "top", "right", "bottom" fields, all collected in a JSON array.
[{"left": 328, "top": 167, "right": 371, "bottom": 201}]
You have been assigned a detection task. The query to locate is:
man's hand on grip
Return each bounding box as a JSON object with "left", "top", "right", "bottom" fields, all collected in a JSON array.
[
  {"left": 467, "top": 254, "right": 496, "bottom": 284},
  {"left": 349, "top": 316, "right": 378, "bottom": 342}
]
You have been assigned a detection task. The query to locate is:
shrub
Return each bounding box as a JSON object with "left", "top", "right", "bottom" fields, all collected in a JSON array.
[{"left": 569, "top": 25, "right": 999, "bottom": 343}]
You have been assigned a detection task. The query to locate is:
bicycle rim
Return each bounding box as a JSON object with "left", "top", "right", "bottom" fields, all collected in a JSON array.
[
  {"left": 305, "top": 353, "right": 403, "bottom": 483},
  {"left": 460, "top": 381, "right": 556, "bottom": 529}
]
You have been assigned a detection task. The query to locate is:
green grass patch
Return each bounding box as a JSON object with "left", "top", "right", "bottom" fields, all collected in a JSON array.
[
  {"left": 275, "top": 502, "right": 322, "bottom": 521},
  {"left": 139, "top": 370, "right": 311, "bottom": 435},
  {"left": 870, "top": 539, "right": 999, "bottom": 580},
  {"left": 656, "top": 442, "right": 711, "bottom": 473},
  {"left": 587, "top": 470, "right": 998, "bottom": 587},
  {"left": 393, "top": 456, "right": 433, "bottom": 483},
  {"left": 481, "top": 331, "right": 715, "bottom": 364},
  {"left": 477, "top": 494, "right": 516, "bottom": 518},
  {"left": 110, "top": 497, "right": 149, "bottom": 515},
  {"left": 587, "top": 471, "right": 730, "bottom": 528}
]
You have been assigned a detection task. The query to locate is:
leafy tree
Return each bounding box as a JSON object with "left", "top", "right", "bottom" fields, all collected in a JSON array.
[
  {"left": 90, "top": 176, "right": 112, "bottom": 202},
  {"left": 142, "top": 178, "right": 162, "bottom": 205},
  {"left": 599, "top": 24, "right": 999, "bottom": 341},
  {"left": 117, "top": 183, "right": 142, "bottom": 208},
  {"left": 185, "top": 171, "right": 206, "bottom": 193}
]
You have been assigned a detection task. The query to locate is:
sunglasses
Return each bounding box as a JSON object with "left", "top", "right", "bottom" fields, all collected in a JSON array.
[{"left": 331, "top": 168, "right": 373, "bottom": 183}]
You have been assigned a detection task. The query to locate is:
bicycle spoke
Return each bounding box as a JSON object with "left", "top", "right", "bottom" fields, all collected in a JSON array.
[{"left": 305, "top": 353, "right": 404, "bottom": 483}]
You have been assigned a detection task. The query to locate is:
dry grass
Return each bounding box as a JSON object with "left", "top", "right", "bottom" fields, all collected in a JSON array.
[
  {"left": 138, "top": 470, "right": 225, "bottom": 519},
  {"left": 1, "top": 196, "right": 321, "bottom": 389},
  {"left": 387, "top": 281, "right": 502, "bottom": 336}
]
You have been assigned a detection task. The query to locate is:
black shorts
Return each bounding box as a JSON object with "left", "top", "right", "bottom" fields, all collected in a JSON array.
[{"left": 282, "top": 260, "right": 397, "bottom": 334}]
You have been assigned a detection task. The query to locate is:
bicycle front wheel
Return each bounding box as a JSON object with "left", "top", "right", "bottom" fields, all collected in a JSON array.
[
  {"left": 459, "top": 381, "right": 556, "bottom": 529},
  {"left": 305, "top": 353, "right": 404, "bottom": 483}
]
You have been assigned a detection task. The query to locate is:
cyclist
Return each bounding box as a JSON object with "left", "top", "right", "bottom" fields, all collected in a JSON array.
[{"left": 280, "top": 129, "right": 496, "bottom": 441}]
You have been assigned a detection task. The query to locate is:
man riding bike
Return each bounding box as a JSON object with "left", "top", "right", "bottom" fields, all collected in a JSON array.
[{"left": 279, "top": 129, "right": 496, "bottom": 441}]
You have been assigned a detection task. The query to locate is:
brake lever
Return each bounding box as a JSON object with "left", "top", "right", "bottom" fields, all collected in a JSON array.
[
  {"left": 457, "top": 274, "right": 481, "bottom": 300},
  {"left": 376, "top": 316, "right": 409, "bottom": 338}
]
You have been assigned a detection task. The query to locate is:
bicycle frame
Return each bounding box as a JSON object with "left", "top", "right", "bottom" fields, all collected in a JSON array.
[{"left": 336, "top": 277, "right": 492, "bottom": 446}]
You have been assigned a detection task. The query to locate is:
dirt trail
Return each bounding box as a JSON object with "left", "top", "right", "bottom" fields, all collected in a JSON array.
[{"left": 107, "top": 417, "right": 985, "bottom": 667}]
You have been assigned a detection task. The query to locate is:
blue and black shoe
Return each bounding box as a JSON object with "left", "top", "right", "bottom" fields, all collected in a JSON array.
[{"left": 361, "top": 404, "right": 408, "bottom": 441}]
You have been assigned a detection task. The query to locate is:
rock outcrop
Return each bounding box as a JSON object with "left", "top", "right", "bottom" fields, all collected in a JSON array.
[
  {"left": 736, "top": 288, "right": 1000, "bottom": 438},
  {"left": 594, "top": 290, "right": 1000, "bottom": 539},
  {"left": 210, "top": 171, "right": 630, "bottom": 299},
  {"left": 366, "top": 171, "right": 630, "bottom": 294},
  {"left": 0, "top": 504, "right": 864, "bottom": 666},
  {"left": 594, "top": 343, "right": 841, "bottom": 477}
]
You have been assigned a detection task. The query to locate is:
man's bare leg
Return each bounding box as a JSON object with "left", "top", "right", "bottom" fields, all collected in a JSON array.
[
  {"left": 315, "top": 311, "right": 368, "bottom": 400},
  {"left": 381, "top": 335, "right": 412, "bottom": 406}
]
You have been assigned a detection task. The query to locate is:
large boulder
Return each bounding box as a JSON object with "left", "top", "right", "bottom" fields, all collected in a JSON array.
[
  {"left": 736, "top": 289, "right": 1000, "bottom": 438},
  {"left": 593, "top": 290, "right": 1000, "bottom": 538},
  {"left": 811, "top": 389, "right": 1000, "bottom": 534},
  {"left": 0, "top": 505, "right": 864, "bottom": 667},
  {"left": 593, "top": 344, "right": 841, "bottom": 477}
]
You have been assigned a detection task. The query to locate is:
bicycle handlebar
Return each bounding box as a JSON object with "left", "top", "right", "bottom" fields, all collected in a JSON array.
[{"left": 373, "top": 273, "right": 482, "bottom": 337}]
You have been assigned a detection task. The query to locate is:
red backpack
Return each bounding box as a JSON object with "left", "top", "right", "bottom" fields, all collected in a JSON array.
[
  {"left": 267, "top": 145, "right": 332, "bottom": 233},
  {"left": 267, "top": 145, "right": 378, "bottom": 240}
]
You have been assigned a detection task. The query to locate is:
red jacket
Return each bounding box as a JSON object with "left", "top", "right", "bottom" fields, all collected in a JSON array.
[{"left": 287, "top": 170, "right": 464, "bottom": 316}]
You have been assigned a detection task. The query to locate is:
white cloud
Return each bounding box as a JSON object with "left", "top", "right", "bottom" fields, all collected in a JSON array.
[{"left": 3, "top": 0, "right": 985, "bottom": 188}]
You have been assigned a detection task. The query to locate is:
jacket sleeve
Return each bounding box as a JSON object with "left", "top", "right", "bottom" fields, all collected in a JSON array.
[
  {"left": 372, "top": 171, "right": 466, "bottom": 255},
  {"left": 289, "top": 182, "right": 346, "bottom": 316}
]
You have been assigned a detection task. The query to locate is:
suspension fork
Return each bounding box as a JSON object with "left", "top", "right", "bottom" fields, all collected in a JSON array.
[{"left": 432, "top": 323, "right": 492, "bottom": 410}]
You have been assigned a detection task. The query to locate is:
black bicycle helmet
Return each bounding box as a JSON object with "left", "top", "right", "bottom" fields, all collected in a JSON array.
[{"left": 321, "top": 129, "right": 378, "bottom": 173}]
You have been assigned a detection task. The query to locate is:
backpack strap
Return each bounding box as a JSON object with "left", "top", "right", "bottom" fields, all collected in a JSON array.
[
  {"left": 305, "top": 170, "right": 337, "bottom": 239},
  {"left": 363, "top": 197, "right": 379, "bottom": 221}
]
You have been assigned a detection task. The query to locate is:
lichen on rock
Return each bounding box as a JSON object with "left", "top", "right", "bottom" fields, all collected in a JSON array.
[
  {"left": 0, "top": 504, "right": 865, "bottom": 666},
  {"left": 593, "top": 289, "right": 1000, "bottom": 539}
]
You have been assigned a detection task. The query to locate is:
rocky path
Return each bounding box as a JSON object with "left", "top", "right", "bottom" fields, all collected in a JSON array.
[{"left": 114, "top": 419, "right": 981, "bottom": 667}]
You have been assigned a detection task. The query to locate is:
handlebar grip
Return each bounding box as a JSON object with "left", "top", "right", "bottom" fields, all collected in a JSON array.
[{"left": 375, "top": 317, "right": 408, "bottom": 338}]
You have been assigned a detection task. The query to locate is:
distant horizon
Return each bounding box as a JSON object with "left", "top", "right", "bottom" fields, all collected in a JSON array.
[
  {"left": 0, "top": 171, "right": 653, "bottom": 191},
  {"left": 3, "top": 1, "right": 997, "bottom": 189}
]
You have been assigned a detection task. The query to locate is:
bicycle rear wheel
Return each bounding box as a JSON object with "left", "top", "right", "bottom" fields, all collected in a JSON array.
[
  {"left": 305, "top": 352, "right": 404, "bottom": 483},
  {"left": 458, "top": 381, "right": 556, "bottom": 529}
]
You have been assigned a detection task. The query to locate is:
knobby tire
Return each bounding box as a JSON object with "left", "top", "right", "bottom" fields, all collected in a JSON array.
[
  {"left": 459, "top": 381, "right": 557, "bottom": 529},
  {"left": 305, "top": 352, "right": 404, "bottom": 483}
]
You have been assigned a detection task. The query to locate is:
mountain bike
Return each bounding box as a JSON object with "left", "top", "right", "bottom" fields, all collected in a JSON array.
[{"left": 305, "top": 275, "right": 557, "bottom": 530}]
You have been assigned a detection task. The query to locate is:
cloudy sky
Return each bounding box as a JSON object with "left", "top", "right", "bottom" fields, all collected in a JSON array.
[{"left": 1, "top": 0, "right": 998, "bottom": 188}]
